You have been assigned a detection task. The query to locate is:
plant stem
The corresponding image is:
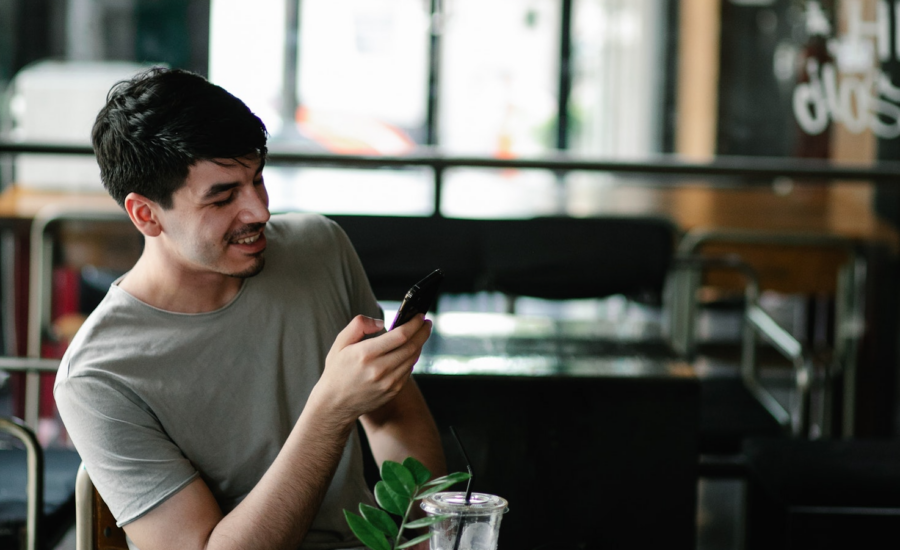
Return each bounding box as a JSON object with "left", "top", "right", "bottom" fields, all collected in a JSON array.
[{"left": 393, "top": 488, "right": 419, "bottom": 550}]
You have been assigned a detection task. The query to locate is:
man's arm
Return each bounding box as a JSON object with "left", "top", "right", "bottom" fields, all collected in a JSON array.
[
  {"left": 122, "top": 315, "right": 432, "bottom": 550},
  {"left": 359, "top": 378, "right": 447, "bottom": 482}
]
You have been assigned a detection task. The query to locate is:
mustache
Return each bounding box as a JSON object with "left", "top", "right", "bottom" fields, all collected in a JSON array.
[{"left": 227, "top": 223, "right": 266, "bottom": 242}]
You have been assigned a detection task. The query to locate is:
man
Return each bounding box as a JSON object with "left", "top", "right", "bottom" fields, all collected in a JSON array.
[{"left": 54, "top": 67, "right": 445, "bottom": 550}]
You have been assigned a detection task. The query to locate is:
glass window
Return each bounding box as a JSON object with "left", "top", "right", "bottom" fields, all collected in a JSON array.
[
  {"left": 569, "top": 0, "right": 666, "bottom": 157},
  {"left": 210, "top": 0, "right": 286, "bottom": 135},
  {"left": 441, "top": 168, "right": 561, "bottom": 218},
  {"left": 297, "top": 0, "right": 430, "bottom": 153},
  {"left": 439, "top": 0, "right": 560, "bottom": 156},
  {"left": 266, "top": 166, "right": 434, "bottom": 215},
  {"left": 211, "top": 0, "right": 430, "bottom": 154}
]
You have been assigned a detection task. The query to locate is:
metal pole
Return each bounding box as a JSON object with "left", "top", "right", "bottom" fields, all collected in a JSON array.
[
  {"left": 0, "top": 417, "right": 43, "bottom": 550},
  {"left": 279, "top": 0, "right": 302, "bottom": 141},
  {"left": 426, "top": 0, "right": 442, "bottom": 146},
  {"left": 557, "top": 0, "right": 573, "bottom": 151}
]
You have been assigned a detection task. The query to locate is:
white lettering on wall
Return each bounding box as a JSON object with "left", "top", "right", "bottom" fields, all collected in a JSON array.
[{"left": 792, "top": 0, "right": 900, "bottom": 139}]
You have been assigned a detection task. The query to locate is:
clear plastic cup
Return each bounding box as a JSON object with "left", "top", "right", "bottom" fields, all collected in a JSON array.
[{"left": 420, "top": 492, "right": 509, "bottom": 550}]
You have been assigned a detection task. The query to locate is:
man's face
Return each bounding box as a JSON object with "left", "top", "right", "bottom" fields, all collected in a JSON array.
[{"left": 157, "top": 154, "right": 270, "bottom": 280}]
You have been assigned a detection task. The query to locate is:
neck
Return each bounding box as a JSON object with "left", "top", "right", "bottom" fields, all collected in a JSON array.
[{"left": 118, "top": 248, "right": 244, "bottom": 314}]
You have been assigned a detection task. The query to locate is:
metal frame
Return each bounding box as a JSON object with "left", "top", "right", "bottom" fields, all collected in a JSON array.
[
  {"left": 0, "top": 357, "right": 63, "bottom": 550},
  {"left": 75, "top": 463, "right": 94, "bottom": 550},
  {"left": 23, "top": 205, "right": 126, "bottom": 430},
  {"left": 0, "top": 415, "right": 44, "bottom": 550},
  {"left": 669, "top": 228, "right": 865, "bottom": 438}
]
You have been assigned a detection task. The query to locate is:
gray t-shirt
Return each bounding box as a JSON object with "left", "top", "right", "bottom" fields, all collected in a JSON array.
[{"left": 55, "top": 213, "right": 381, "bottom": 549}]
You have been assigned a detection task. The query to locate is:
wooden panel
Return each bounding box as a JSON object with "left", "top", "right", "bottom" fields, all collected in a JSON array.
[
  {"left": 676, "top": 0, "right": 721, "bottom": 159},
  {"left": 93, "top": 488, "right": 128, "bottom": 550},
  {"left": 700, "top": 243, "right": 850, "bottom": 294}
]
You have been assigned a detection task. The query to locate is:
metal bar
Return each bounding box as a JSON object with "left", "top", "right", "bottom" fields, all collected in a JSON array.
[
  {"left": 0, "top": 357, "right": 61, "bottom": 372},
  {"left": 744, "top": 378, "right": 792, "bottom": 429},
  {"left": 426, "top": 0, "right": 441, "bottom": 146},
  {"left": 747, "top": 305, "right": 804, "bottom": 362},
  {"left": 841, "top": 254, "right": 867, "bottom": 438},
  {"left": 791, "top": 505, "right": 900, "bottom": 516},
  {"left": 0, "top": 416, "right": 44, "bottom": 550},
  {"left": 4, "top": 142, "right": 900, "bottom": 182},
  {"left": 432, "top": 164, "right": 444, "bottom": 217},
  {"left": 1, "top": 230, "right": 16, "bottom": 355},
  {"left": 679, "top": 228, "right": 855, "bottom": 256},
  {"left": 280, "top": 0, "right": 301, "bottom": 138},
  {"left": 556, "top": 0, "right": 573, "bottom": 150},
  {"left": 75, "top": 464, "right": 94, "bottom": 550}
]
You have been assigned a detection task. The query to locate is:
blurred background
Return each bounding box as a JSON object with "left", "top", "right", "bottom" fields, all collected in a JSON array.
[{"left": 2, "top": 1, "right": 900, "bottom": 549}]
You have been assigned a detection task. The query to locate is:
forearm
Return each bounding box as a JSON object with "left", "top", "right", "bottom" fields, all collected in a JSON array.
[
  {"left": 361, "top": 379, "right": 446, "bottom": 480},
  {"left": 207, "top": 391, "right": 356, "bottom": 550}
]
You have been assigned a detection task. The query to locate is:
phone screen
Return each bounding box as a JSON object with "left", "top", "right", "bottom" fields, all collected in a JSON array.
[{"left": 390, "top": 269, "right": 444, "bottom": 330}]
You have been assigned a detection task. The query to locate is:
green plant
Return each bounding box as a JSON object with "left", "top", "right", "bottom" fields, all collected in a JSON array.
[{"left": 344, "top": 457, "right": 471, "bottom": 550}]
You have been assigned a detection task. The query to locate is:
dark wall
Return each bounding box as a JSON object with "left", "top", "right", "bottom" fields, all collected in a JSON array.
[{"left": 716, "top": 0, "right": 797, "bottom": 157}]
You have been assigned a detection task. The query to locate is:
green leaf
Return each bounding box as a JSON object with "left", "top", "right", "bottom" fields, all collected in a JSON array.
[
  {"left": 422, "top": 471, "right": 472, "bottom": 488},
  {"left": 382, "top": 461, "right": 417, "bottom": 498},
  {"left": 405, "top": 514, "right": 451, "bottom": 529},
  {"left": 396, "top": 532, "right": 435, "bottom": 549},
  {"left": 416, "top": 478, "right": 470, "bottom": 500},
  {"left": 359, "top": 503, "right": 399, "bottom": 539},
  {"left": 344, "top": 510, "right": 391, "bottom": 550},
  {"left": 403, "top": 457, "right": 432, "bottom": 485},
  {"left": 375, "top": 480, "right": 410, "bottom": 516}
]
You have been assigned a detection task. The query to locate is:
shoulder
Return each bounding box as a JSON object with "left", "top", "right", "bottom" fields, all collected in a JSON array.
[
  {"left": 268, "top": 212, "right": 344, "bottom": 241},
  {"left": 266, "top": 213, "right": 354, "bottom": 258},
  {"left": 55, "top": 286, "right": 156, "bottom": 385},
  {"left": 268, "top": 212, "right": 342, "bottom": 237}
]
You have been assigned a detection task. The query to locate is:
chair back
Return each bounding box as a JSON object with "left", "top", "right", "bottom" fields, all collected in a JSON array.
[
  {"left": 481, "top": 216, "right": 677, "bottom": 300},
  {"left": 75, "top": 464, "right": 128, "bottom": 550},
  {"left": 329, "top": 214, "right": 677, "bottom": 302}
]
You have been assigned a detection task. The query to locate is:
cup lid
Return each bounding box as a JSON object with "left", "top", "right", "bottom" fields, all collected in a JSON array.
[{"left": 420, "top": 492, "right": 509, "bottom": 516}]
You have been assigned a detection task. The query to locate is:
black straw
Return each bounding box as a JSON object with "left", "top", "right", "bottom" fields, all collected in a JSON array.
[
  {"left": 449, "top": 426, "right": 474, "bottom": 502},
  {"left": 449, "top": 426, "right": 473, "bottom": 550}
]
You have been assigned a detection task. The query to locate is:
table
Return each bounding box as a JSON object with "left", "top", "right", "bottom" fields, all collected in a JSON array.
[{"left": 394, "top": 313, "right": 700, "bottom": 550}]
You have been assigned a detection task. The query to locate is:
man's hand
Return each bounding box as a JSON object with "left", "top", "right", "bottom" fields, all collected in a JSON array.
[{"left": 314, "top": 314, "right": 432, "bottom": 426}]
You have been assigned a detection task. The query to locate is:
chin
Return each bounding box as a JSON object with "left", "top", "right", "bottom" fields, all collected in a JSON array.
[{"left": 229, "top": 257, "right": 266, "bottom": 279}]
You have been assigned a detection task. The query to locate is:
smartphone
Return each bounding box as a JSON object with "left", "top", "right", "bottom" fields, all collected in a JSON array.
[{"left": 390, "top": 269, "right": 445, "bottom": 330}]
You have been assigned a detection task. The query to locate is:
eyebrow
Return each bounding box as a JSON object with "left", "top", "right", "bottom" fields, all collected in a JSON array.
[
  {"left": 202, "top": 182, "right": 240, "bottom": 200},
  {"left": 201, "top": 163, "right": 265, "bottom": 200}
]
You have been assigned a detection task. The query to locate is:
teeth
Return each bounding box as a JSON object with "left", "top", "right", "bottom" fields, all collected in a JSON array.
[{"left": 235, "top": 234, "right": 260, "bottom": 245}]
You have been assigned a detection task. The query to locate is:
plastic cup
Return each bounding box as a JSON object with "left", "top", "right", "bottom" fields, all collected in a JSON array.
[{"left": 420, "top": 492, "right": 509, "bottom": 550}]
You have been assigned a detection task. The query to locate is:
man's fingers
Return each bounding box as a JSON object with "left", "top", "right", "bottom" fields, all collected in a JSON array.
[
  {"left": 332, "top": 315, "right": 385, "bottom": 351},
  {"left": 379, "top": 319, "right": 432, "bottom": 371}
]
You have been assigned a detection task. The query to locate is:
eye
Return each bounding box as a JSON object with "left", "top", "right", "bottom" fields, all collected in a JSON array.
[
  {"left": 253, "top": 177, "right": 265, "bottom": 187},
  {"left": 212, "top": 192, "right": 236, "bottom": 207}
]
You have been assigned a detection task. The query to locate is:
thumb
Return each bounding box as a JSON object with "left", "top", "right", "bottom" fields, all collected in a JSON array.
[{"left": 332, "top": 315, "right": 385, "bottom": 351}]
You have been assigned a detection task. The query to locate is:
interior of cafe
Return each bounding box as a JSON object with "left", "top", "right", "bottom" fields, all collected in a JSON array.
[{"left": 2, "top": 1, "right": 900, "bottom": 549}]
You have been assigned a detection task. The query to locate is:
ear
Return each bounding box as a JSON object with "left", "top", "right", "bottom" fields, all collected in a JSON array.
[{"left": 124, "top": 192, "right": 163, "bottom": 237}]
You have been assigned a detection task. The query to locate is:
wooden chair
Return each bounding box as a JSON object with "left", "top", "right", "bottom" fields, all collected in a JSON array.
[{"left": 75, "top": 464, "right": 128, "bottom": 550}]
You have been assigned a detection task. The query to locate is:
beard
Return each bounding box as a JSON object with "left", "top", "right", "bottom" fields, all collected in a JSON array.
[{"left": 229, "top": 255, "right": 266, "bottom": 279}]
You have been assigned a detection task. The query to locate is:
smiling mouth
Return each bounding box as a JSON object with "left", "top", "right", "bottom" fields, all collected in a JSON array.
[{"left": 233, "top": 234, "right": 261, "bottom": 245}]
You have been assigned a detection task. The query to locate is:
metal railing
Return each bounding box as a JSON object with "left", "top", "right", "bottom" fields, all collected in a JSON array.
[{"left": 3, "top": 142, "right": 899, "bottom": 216}]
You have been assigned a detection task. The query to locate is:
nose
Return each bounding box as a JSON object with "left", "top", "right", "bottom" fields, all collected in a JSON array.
[{"left": 237, "top": 182, "right": 270, "bottom": 225}]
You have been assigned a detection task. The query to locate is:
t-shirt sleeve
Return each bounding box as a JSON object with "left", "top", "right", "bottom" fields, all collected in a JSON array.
[
  {"left": 55, "top": 368, "right": 199, "bottom": 527},
  {"left": 326, "top": 218, "right": 384, "bottom": 321}
]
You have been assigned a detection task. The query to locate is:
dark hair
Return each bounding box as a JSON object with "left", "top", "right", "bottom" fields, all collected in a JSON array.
[{"left": 92, "top": 67, "right": 268, "bottom": 208}]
